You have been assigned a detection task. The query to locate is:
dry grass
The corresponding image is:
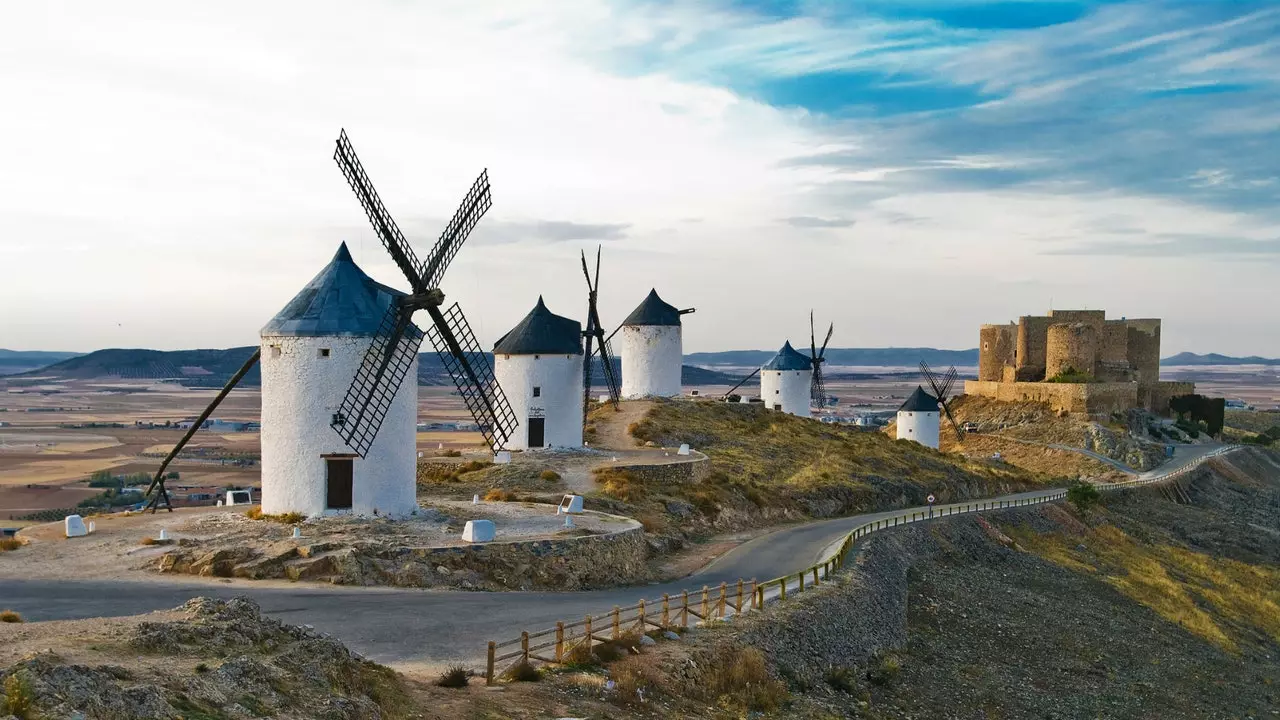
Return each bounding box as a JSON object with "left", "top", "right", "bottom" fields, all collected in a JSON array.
[
  {"left": 139, "top": 536, "right": 173, "bottom": 546},
  {"left": 0, "top": 538, "right": 23, "bottom": 552},
  {"left": 591, "top": 467, "right": 642, "bottom": 501},
  {"left": 698, "top": 645, "right": 788, "bottom": 712},
  {"left": 538, "top": 469, "right": 561, "bottom": 482},
  {"left": 502, "top": 661, "right": 542, "bottom": 683},
  {"left": 1007, "top": 519, "right": 1280, "bottom": 651},
  {"left": 0, "top": 609, "right": 23, "bottom": 623},
  {"left": 416, "top": 459, "right": 493, "bottom": 486},
  {"left": 435, "top": 665, "right": 469, "bottom": 688},
  {"left": 244, "top": 507, "right": 306, "bottom": 524},
  {"left": 483, "top": 488, "right": 517, "bottom": 502},
  {"left": 1, "top": 672, "right": 36, "bottom": 719},
  {"left": 611, "top": 654, "right": 664, "bottom": 705}
]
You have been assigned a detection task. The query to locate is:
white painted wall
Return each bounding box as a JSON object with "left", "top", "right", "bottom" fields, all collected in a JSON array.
[
  {"left": 259, "top": 334, "right": 419, "bottom": 518},
  {"left": 760, "top": 368, "right": 813, "bottom": 417},
  {"left": 619, "top": 325, "right": 682, "bottom": 399},
  {"left": 896, "top": 410, "right": 940, "bottom": 449},
  {"left": 493, "top": 353, "right": 584, "bottom": 451}
]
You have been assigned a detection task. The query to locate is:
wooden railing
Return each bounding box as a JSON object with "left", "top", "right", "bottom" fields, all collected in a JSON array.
[{"left": 483, "top": 445, "right": 1238, "bottom": 683}]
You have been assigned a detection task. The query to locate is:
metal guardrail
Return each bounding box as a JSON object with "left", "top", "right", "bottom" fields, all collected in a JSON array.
[{"left": 483, "top": 445, "right": 1239, "bottom": 683}]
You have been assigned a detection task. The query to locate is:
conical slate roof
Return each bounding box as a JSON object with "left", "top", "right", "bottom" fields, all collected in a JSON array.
[
  {"left": 621, "top": 289, "right": 683, "bottom": 327},
  {"left": 261, "top": 243, "right": 409, "bottom": 337},
  {"left": 898, "top": 386, "right": 940, "bottom": 412},
  {"left": 762, "top": 341, "right": 813, "bottom": 371},
  {"left": 493, "top": 297, "right": 583, "bottom": 355}
]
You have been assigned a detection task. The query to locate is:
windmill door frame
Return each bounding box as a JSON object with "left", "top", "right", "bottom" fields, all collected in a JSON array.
[
  {"left": 527, "top": 417, "right": 546, "bottom": 448},
  {"left": 324, "top": 455, "right": 355, "bottom": 510}
]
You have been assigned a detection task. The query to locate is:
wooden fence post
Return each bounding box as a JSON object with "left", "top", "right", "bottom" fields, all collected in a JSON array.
[
  {"left": 681, "top": 590, "right": 689, "bottom": 628},
  {"left": 555, "top": 622, "right": 565, "bottom": 662},
  {"left": 718, "top": 582, "right": 727, "bottom": 618},
  {"left": 813, "top": 566, "right": 820, "bottom": 586},
  {"left": 750, "top": 578, "right": 758, "bottom": 609},
  {"left": 662, "top": 594, "right": 670, "bottom": 629},
  {"left": 799, "top": 571, "right": 805, "bottom": 593},
  {"left": 638, "top": 599, "right": 646, "bottom": 632},
  {"left": 585, "top": 614, "right": 593, "bottom": 644},
  {"left": 521, "top": 631, "right": 530, "bottom": 665},
  {"left": 612, "top": 606, "right": 621, "bottom": 639},
  {"left": 736, "top": 579, "right": 744, "bottom": 613},
  {"left": 486, "top": 641, "right": 496, "bottom": 686},
  {"left": 701, "top": 586, "right": 710, "bottom": 621},
  {"left": 780, "top": 578, "right": 787, "bottom": 601}
]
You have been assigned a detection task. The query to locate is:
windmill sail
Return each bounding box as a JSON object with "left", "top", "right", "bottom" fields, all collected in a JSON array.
[
  {"left": 809, "top": 312, "right": 834, "bottom": 409},
  {"left": 921, "top": 361, "right": 964, "bottom": 441},
  {"left": 427, "top": 302, "right": 518, "bottom": 451},
  {"left": 332, "top": 304, "right": 425, "bottom": 457}
]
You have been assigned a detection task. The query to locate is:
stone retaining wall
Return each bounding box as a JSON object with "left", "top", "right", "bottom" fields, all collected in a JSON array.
[
  {"left": 156, "top": 509, "right": 648, "bottom": 591},
  {"left": 610, "top": 454, "right": 710, "bottom": 484}
]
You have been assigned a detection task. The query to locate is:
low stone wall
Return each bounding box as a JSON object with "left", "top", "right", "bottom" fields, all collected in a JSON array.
[
  {"left": 965, "top": 380, "right": 1143, "bottom": 415},
  {"left": 610, "top": 453, "right": 710, "bottom": 484},
  {"left": 155, "top": 510, "right": 648, "bottom": 591}
]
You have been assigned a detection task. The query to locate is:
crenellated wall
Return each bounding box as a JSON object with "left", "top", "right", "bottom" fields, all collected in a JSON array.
[{"left": 1125, "top": 319, "right": 1162, "bottom": 384}]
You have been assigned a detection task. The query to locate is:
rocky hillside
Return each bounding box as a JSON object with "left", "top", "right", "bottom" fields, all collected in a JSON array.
[
  {"left": 587, "top": 399, "right": 1046, "bottom": 554},
  {"left": 726, "top": 447, "right": 1280, "bottom": 719},
  {"left": 0, "top": 597, "right": 411, "bottom": 720}
]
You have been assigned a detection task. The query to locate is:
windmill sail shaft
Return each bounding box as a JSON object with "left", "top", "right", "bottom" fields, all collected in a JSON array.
[
  {"left": 334, "top": 131, "right": 423, "bottom": 290},
  {"left": 333, "top": 304, "right": 425, "bottom": 458},
  {"left": 419, "top": 170, "right": 492, "bottom": 291},
  {"left": 426, "top": 302, "right": 518, "bottom": 451},
  {"left": 145, "top": 348, "right": 261, "bottom": 512}
]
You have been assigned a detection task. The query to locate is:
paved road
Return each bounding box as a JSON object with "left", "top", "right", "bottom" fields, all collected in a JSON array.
[{"left": 0, "top": 443, "right": 1224, "bottom": 666}]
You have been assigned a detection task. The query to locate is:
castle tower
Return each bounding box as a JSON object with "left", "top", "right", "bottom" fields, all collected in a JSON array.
[
  {"left": 760, "top": 341, "right": 813, "bottom": 417},
  {"left": 619, "top": 289, "right": 685, "bottom": 399},
  {"left": 896, "top": 386, "right": 940, "bottom": 449},
  {"left": 259, "top": 243, "right": 419, "bottom": 518},
  {"left": 492, "top": 297, "right": 584, "bottom": 451},
  {"left": 1045, "top": 322, "right": 1099, "bottom": 379}
]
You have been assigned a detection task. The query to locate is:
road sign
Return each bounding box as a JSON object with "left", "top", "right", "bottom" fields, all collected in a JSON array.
[{"left": 926, "top": 494, "right": 935, "bottom": 504}]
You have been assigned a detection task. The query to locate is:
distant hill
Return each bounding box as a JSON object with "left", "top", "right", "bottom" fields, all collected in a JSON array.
[
  {"left": 1161, "top": 352, "right": 1280, "bottom": 366},
  {"left": 0, "top": 349, "right": 84, "bottom": 376},
  {"left": 15, "top": 347, "right": 738, "bottom": 389},
  {"left": 685, "top": 347, "right": 979, "bottom": 367}
]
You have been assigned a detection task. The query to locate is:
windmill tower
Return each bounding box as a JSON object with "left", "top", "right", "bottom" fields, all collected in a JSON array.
[
  {"left": 760, "top": 342, "right": 813, "bottom": 416},
  {"left": 492, "top": 297, "right": 584, "bottom": 451},
  {"left": 142, "top": 129, "right": 517, "bottom": 515},
  {"left": 580, "top": 247, "right": 621, "bottom": 415},
  {"left": 618, "top": 289, "right": 694, "bottom": 399},
  {"left": 896, "top": 386, "right": 941, "bottom": 448}
]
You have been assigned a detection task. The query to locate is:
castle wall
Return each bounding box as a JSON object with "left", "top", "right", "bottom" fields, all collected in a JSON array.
[
  {"left": 979, "top": 324, "right": 1017, "bottom": 382},
  {"left": 1125, "top": 319, "right": 1162, "bottom": 383},
  {"left": 964, "top": 379, "right": 1138, "bottom": 416},
  {"left": 1144, "top": 381, "right": 1195, "bottom": 414},
  {"left": 1099, "top": 320, "right": 1129, "bottom": 364},
  {"left": 1045, "top": 322, "right": 1099, "bottom": 379},
  {"left": 1015, "top": 316, "right": 1053, "bottom": 381}
]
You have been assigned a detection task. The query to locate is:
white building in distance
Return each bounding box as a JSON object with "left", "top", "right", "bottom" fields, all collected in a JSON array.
[
  {"left": 760, "top": 341, "right": 813, "bottom": 417},
  {"left": 896, "top": 386, "right": 940, "bottom": 449},
  {"left": 259, "top": 243, "right": 419, "bottom": 518},
  {"left": 493, "top": 297, "right": 584, "bottom": 451},
  {"left": 619, "top": 289, "right": 688, "bottom": 399}
]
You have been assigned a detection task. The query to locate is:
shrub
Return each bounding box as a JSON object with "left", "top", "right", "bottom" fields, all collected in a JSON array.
[
  {"left": 502, "top": 661, "right": 541, "bottom": 682},
  {"left": 611, "top": 655, "right": 662, "bottom": 705},
  {"left": 438, "top": 449, "right": 462, "bottom": 458},
  {"left": 0, "top": 610, "right": 23, "bottom": 623},
  {"left": 245, "top": 506, "right": 263, "bottom": 520},
  {"left": 0, "top": 538, "right": 23, "bottom": 552},
  {"left": 539, "top": 469, "right": 561, "bottom": 482},
  {"left": 701, "top": 646, "right": 787, "bottom": 711},
  {"left": 195, "top": 662, "right": 210, "bottom": 674},
  {"left": 825, "top": 666, "right": 858, "bottom": 694},
  {"left": 245, "top": 508, "right": 305, "bottom": 524},
  {"left": 1, "top": 672, "right": 36, "bottom": 719},
  {"left": 436, "top": 664, "right": 469, "bottom": 688},
  {"left": 1066, "top": 481, "right": 1102, "bottom": 512},
  {"left": 593, "top": 467, "right": 642, "bottom": 502},
  {"left": 483, "top": 488, "right": 516, "bottom": 502},
  {"left": 1046, "top": 367, "right": 1095, "bottom": 383},
  {"left": 866, "top": 652, "right": 901, "bottom": 687},
  {"left": 140, "top": 537, "right": 160, "bottom": 546}
]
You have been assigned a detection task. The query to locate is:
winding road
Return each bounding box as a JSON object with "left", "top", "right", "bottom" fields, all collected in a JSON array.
[{"left": 0, "top": 443, "right": 1225, "bottom": 666}]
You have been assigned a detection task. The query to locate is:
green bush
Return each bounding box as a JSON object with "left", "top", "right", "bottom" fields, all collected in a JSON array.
[
  {"left": 866, "top": 652, "right": 901, "bottom": 687},
  {"left": 436, "top": 665, "right": 469, "bottom": 688},
  {"left": 1, "top": 671, "right": 36, "bottom": 718},
  {"left": 1066, "top": 480, "right": 1101, "bottom": 512},
  {"left": 1046, "top": 367, "right": 1095, "bottom": 384}
]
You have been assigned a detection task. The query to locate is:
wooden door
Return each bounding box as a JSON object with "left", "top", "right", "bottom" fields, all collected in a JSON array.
[
  {"left": 325, "top": 458, "right": 353, "bottom": 509},
  {"left": 527, "top": 417, "right": 546, "bottom": 448}
]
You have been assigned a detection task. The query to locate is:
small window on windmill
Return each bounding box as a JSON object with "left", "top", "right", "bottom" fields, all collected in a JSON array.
[
  {"left": 270, "top": 345, "right": 281, "bottom": 359},
  {"left": 532, "top": 386, "right": 541, "bottom": 398},
  {"left": 318, "top": 348, "right": 331, "bottom": 358},
  {"left": 332, "top": 412, "right": 347, "bottom": 427}
]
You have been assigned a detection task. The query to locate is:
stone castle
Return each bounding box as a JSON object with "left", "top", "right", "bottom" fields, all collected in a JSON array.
[{"left": 964, "top": 309, "right": 1193, "bottom": 415}]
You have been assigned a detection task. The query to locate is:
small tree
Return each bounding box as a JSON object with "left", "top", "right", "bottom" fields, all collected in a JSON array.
[{"left": 1066, "top": 480, "right": 1101, "bottom": 512}]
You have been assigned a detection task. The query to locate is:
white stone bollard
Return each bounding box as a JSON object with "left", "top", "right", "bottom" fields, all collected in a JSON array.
[
  {"left": 494, "top": 451, "right": 512, "bottom": 464},
  {"left": 473, "top": 494, "right": 480, "bottom": 505},
  {"left": 438, "top": 443, "right": 444, "bottom": 450},
  {"left": 462, "top": 519, "right": 495, "bottom": 543},
  {"left": 158, "top": 528, "right": 169, "bottom": 541},
  {"left": 677, "top": 443, "right": 691, "bottom": 456},
  {"left": 87, "top": 521, "right": 96, "bottom": 534},
  {"left": 64, "top": 515, "right": 87, "bottom": 538},
  {"left": 292, "top": 526, "right": 302, "bottom": 539},
  {"left": 564, "top": 515, "right": 575, "bottom": 529},
  {"left": 217, "top": 499, "right": 224, "bottom": 507}
]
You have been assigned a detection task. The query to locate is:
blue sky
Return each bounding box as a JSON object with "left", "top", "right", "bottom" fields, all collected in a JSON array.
[{"left": 1, "top": 0, "right": 1277, "bottom": 355}]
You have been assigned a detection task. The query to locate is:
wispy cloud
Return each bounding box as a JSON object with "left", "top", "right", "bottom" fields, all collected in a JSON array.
[{"left": 779, "top": 215, "right": 855, "bottom": 228}]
